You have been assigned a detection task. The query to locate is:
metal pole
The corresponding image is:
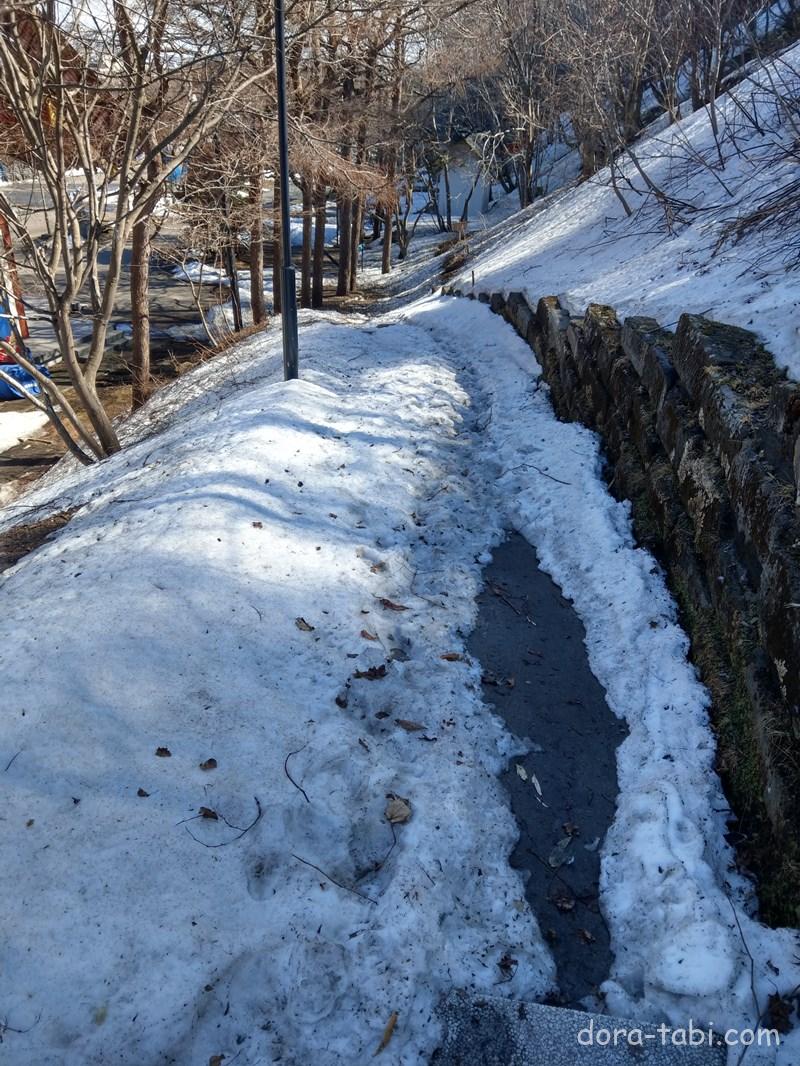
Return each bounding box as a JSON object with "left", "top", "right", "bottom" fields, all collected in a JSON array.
[{"left": 274, "top": 0, "right": 299, "bottom": 380}]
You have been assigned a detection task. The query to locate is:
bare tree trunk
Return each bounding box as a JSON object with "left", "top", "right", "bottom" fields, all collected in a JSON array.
[
  {"left": 381, "top": 203, "right": 393, "bottom": 274},
  {"left": 300, "top": 180, "right": 312, "bottom": 308},
  {"left": 349, "top": 195, "right": 362, "bottom": 291},
  {"left": 250, "top": 170, "right": 266, "bottom": 324},
  {"left": 443, "top": 161, "right": 453, "bottom": 231},
  {"left": 337, "top": 193, "right": 352, "bottom": 296},
  {"left": 130, "top": 207, "right": 152, "bottom": 410},
  {"left": 312, "top": 183, "right": 326, "bottom": 308}
]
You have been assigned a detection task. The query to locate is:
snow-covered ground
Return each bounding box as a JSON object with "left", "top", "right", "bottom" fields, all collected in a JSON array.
[
  {"left": 2, "top": 285, "right": 799, "bottom": 1063},
  {"left": 3, "top": 37, "right": 800, "bottom": 1064},
  {"left": 452, "top": 41, "right": 800, "bottom": 379},
  {"left": 0, "top": 408, "right": 48, "bottom": 452}
]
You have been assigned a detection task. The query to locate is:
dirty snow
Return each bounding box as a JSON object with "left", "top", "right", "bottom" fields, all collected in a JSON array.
[{"left": 0, "top": 308, "right": 554, "bottom": 1065}]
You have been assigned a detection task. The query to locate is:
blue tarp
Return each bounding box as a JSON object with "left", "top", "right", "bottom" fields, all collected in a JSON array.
[{"left": 0, "top": 361, "right": 49, "bottom": 401}]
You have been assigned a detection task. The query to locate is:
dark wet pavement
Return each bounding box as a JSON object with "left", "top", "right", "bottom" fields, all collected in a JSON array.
[{"left": 468, "top": 531, "right": 628, "bottom": 1007}]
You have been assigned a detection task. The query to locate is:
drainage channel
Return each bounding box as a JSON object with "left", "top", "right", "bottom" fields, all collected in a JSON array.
[{"left": 467, "top": 531, "right": 628, "bottom": 1008}]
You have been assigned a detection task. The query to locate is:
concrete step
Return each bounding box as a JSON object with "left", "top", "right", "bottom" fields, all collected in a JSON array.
[{"left": 434, "top": 992, "right": 727, "bottom": 1065}]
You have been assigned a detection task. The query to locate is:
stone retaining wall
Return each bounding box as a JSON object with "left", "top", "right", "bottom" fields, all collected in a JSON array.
[{"left": 445, "top": 284, "right": 800, "bottom": 925}]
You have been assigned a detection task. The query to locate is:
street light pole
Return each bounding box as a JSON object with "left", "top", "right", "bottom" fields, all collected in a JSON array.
[{"left": 274, "top": 0, "right": 299, "bottom": 380}]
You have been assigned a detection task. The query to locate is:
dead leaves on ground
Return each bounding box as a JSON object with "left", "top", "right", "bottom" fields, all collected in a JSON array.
[
  {"left": 199, "top": 758, "right": 218, "bottom": 772},
  {"left": 295, "top": 617, "right": 315, "bottom": 632},
  {"left": 361, "top": 629, "right": 379, "bottom": 641},
  {"left": 354, "top": 665, "right": 387, "bottom": 681},
  {"left": 373, "top": 1011, "right": 398, "bottom": 1056},
  {"left": 155, "top": 747, "right": 172, "bottom": 758},
  {"left": 385, "top": 795, "right": 412, "bottom": 825},
  {"left": 396, "top": 719, "right": 426, "bottom": 732},
  {"left": 378, "top": 598, "right": 408, "bottom": 612}
]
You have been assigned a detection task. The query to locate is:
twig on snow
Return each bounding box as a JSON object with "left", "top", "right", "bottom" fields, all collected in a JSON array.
[
  {"left": 292, "top": 853, "right": 377, "bottom": 905},
  {"left": 284, "top": 745, "right": 310, "bottom": 804},
  {"left": 507, "top": 462, "right": 572, "bottom": 486},
  {"left": 3, "top": 750, "right": 22, "bottom": 772},
  {"left": 184, "top": 797, "right": 263, "bottom": 848}
]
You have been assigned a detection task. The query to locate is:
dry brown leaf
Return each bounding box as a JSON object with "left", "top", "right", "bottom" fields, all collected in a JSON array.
[
  {"left": 396, "top": 719, "right": 426, "bottom": 732},
  {"left": 373, "top": 1011, "right": 398, "bottom": 1056},
  {"left": 354, "top": 665, "right": 387, "bottom": 681},
  {"left": 137, "top": 788, "right": 150, "bottom": 798},
  {"left": 295, "top": 617, "right": 315, "bottom": 632},
  {"left": 370, "top": 562, "right": 387, "bottom": 574},
  {"left": 361, "top": 630, "right": 379, "bottom": 641},
  {"left": 199, "top": 758, "right": 218, "bottom": 772},
  {"left": 552, "top": 891, "right": 576, "bottom": 913},
  {"left": 385, "top": 795, "right": 412, "bottom": 824},
  {"left": 252, "top": 521, "right": 263, "bottom": 529},
  {"left": 155, "top": 747, "right": 171, "bottom": 758},
  {"left": 378, "top": 598, "right": 409, "bottom": 612},
  {"left": 209, "top": 1056, "right": 225, "bottom": 1066},
  {"left": 199, "top": 807, "right": 218, "bottom": 820},
  {"left": 440, "top": 652, "right": 465, "bottom": 662},
  {"left": 578, "top": 928, "right": 596, "bottom": 944}
]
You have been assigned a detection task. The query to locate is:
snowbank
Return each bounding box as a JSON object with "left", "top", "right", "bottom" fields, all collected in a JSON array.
[
  {"left": 0, "top": 409, "right": 48, "bottom": 452},
  {"left": 0, "top": 310, "right": 553, "bottom": 1065}
]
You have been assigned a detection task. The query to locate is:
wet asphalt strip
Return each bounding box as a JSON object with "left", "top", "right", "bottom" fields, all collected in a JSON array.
[{"left": 468, "top": 531, "right": 628, "bottom": 1008}]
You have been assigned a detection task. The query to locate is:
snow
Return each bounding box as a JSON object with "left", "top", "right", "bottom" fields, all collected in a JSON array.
[
  {"left": 3, "top": 277, "right": 799, "bottom": 1062},
  {"left": 0, "top": 307, "right": 555, "bottom": 1065},
  {"left": 451, "top": 41, "right": 800, "bottom": 379},
  {"left": 0, "top": 409, "right": 48, "bottom": 452},
  {"left": 3, "top": 38, "right": 800, "bottom": 1061}
]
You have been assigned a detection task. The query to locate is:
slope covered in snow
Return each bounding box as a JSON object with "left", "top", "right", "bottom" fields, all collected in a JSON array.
[{"left": 452, "top": 42, "right": 800, "bottom": 379}]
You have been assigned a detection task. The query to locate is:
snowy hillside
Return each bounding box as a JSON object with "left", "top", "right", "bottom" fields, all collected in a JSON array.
[{"left": 453, "top": 42, "right": 800, "bottom": 379}]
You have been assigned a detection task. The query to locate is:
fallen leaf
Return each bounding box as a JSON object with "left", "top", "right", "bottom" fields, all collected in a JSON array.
[
  {"left": 498, "top": 953, "right": 518, "bottom": 979},
  {"left": 578, "top": 928, "right": 596, "bottom": 945},
  {"left": 295, "top": 617, "right": 315, "bottom": 632},
  {"left": 385, "top": 795, "right": 412, "bottom": 824},
  {"left": 199, "top": 758, "right": 218, "bottom": 772},
  {"left": 767, "top": 992, "right": 795, "bottom": 1034},
  {"left": 548, "top": 837, "right": 574, "bottom": 869},
  {"left": 396, "top": 719, "right": 426, "bottom": 732},
  {"left": 440, "top": 652, "right": 465, "bottom": 662},
  {"left": 373, "top": 1011, "right": 398, "bottom": 1056},
  {"left": 137, "top": 788, "right": 150, "bottom": 798},
  {"left": 252, "top": 521, "right": 263, "bottom": 529},
  {"left": 199, "top": 807, "right": 218, "bottom": 820},
  {"left": 378, "top": 598, "right": 409, "bottom": 612},
  {"left": 370, "top": 562, "right": 387, "bottom": 574},
  {"left": 354, "top": 665, "right": 387, "bottom": 681},
  {"left": 515, "top": 764, "right": 528, "bottom": 781},
  {"left": 552, "top": 891, "right": 576, "bottom": 913},
  {"left": 25, "top": 818, "right": 34, "bottom": 827},
  {"left": 209, "top": 1056, "right": 225, "bottom": 1066},
  {"left": 361, "top": 630, "right": 379, "bottom": 641},
  {"left": 155, "top": 747, "right": 171, "bottom": 758}
]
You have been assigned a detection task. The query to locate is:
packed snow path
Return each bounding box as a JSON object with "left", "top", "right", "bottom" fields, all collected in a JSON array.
[{"left": 0, "top": 297, "right": 798, "bottom": 1065}]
